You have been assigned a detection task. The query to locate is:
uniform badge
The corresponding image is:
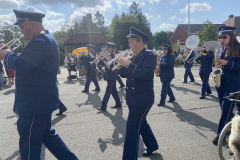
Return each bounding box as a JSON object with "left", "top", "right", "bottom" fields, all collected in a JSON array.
[{"left": 40, "top": 31, "right": 46, "bottom": 34}]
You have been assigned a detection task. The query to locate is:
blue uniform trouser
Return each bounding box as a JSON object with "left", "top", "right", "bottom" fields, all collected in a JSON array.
[
  {"left": 184, "top": 66, "right": 194, "bottom": 82},
  {"left": 101, "top": 80, "right": 121, "bottom": 109},
  {"left": 17, "top": 114, "right": 78, "bottom": 160},
  {"left": 160, "top": 78, "right": 175, "bottom": 105},
  {"left": 84, "top": 70, "right": 100, "bottom": 91},
  {"left": 117, "top": 76, "right": 125, "bottom": 87},
  {"left": 199, "top": 72, "right": 211, "bottom": 95},
  {"left": 59, "top": 99, "right": 67, "bottom": 111},
  {"left": 216, "top": 89, "right": 235, "bottom": 136},
  {"left": 122, "top": 105, "right": 158, "bottom": 160},
  {"left": 0, "top": 72, "right": 3, "bottom": 88}
]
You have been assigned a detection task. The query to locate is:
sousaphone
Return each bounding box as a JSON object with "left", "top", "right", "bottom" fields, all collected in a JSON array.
[{"left": 183, "top": 35, "right": 200, "bottom": 63}]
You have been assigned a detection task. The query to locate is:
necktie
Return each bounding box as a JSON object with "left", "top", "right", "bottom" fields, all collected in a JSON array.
[{"left": 221, "top": 47, "right": 228, "bottom": 59}]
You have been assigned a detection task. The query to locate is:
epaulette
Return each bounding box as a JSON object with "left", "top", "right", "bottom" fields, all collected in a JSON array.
[{"left": 145, "top": 49, "right": 156, "bottom": 56}]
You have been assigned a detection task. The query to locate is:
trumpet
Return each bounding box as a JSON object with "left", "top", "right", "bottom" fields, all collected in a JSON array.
[
  {"left": 90, "top": 53, "right": 103, "bottom": 65},
  {"left": 0, "top": 36, "right": 24, "bottom": 51},
  {"left": 112, "top": 51, "right": 134, "bottom": 71},
  {"left": 106, "top": 49, "right": 132, "bottom": 67}
]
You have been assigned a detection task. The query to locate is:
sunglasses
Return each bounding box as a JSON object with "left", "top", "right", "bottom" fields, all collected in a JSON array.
[{"left": 219, "top": 35, "right": 228, "bottom": 39}]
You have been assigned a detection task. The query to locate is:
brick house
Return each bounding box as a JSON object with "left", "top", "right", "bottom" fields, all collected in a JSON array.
[
  {"left": 223, "top": 15, "right": 240, "bottom": 36},
  {"left": 64, "top": 14, "right": 111, "bottom": 55},
  {"left": 170, "top": 24, "right": 223, "bottom": 49}
]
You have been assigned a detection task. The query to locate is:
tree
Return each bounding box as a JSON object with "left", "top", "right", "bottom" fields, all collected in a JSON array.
[
  {"left": 197, "top": 20, "right": 218, "bottom": 47},
  {"left": 128, "top": 1, "right": 142, "bottom": 16},
  {"left": 153, "top": 31, "right": 173, "bottom": 49},
  {"left": 93, "top": 11, "right": 104, "bottom": 28}
]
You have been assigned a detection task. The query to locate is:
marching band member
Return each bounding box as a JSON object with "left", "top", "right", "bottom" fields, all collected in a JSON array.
[
  {"left": 195, "top": 45, "right": 214, "bottom": 99},
  {"left": 0, "top": 9, "right": 78, "bottom": 160},
  {"left": 114, "top": 46, "right": 125, "bottom": 88},
  {"left": 117, "top": 26, "right": 159, "bottom": 159},
  {"left": 81, "top": 44, "right": 100, "bottom": 93},
  {"left": 157, "top": 44, "right": 176, "bottom": 106},
  {"left": 97, "top": 42, "right": 122, "bottom": 111},
  {"left": 183, "top": 48, "right": 195, "bottom": 83},
  {"left": 212, "top": 26, "right": 240, "bottom": 145}
]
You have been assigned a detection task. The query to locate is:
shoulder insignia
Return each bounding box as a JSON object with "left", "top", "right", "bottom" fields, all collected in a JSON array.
[{"left": 40, "top": 31, "right": 46, "bottom": 35}]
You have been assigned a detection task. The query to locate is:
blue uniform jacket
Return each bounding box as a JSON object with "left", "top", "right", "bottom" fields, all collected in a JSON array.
[
  {"left": 216, "top": 45, "right": 240, "bottom": 92},
  {"left": 184, "top": 51, "right": 195, "bottom": 68},
  {"left": 99, "top": 52, "right": 118, "bottom": 81},
  {"left": 195, "top": 50, "right": 214, "bottom": 73},
  {"left": 118, "top": 48, "right": 156, "bottom": 106},
  {"left": 4, "top": 30, "right": 59, "bottom": 116},
  {"left": 159, "top": 53, "right": 175, "bottom": 79},
  {"left": 82, "top": 49, "right": 96, "bottom": 71}
]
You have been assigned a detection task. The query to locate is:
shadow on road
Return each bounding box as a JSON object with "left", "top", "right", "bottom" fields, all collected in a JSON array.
[
  {"left": 3, "top": 89, "right": 15, "bottom": 95},
  {"left": 161, "top": 102, "right": 218, "bottom": 135},
  {"left": 76, "top": 91, "right": 102, "bottom": 108},
  {"left": 171, "top": 84, "right": 201, "bottom": 95}
]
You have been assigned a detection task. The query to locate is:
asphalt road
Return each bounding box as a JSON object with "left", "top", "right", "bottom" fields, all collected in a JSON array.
[{"left": 0, "top": 66, "right": 221, "bottom": 160}]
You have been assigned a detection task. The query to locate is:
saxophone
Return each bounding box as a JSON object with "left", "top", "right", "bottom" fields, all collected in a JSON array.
[
  {"left": 213, "top": 49, "right": 222, "bottom": 88},
  {"left": 155, "top": 51, "right": 163, "bottom": 76}
]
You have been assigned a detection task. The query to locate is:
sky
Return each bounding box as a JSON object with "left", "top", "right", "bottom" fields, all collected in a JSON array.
[{"left": 0, "top": 0, "right": 239, "bottom": 34}]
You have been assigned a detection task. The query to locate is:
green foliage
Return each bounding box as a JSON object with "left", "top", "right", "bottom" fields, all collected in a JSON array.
[
  {"left": 173, "top": 41, "right": 181, "bottom": 56},
  {"left": 109, "top": 1, "right": 153, "bottom": 49},
  {"left": 153, "top": 31, "right": 173, "bottom": 49},
  {"left": 197, "top": 20, "right": 218, "bottom": 47},
  {"left": 0, "top": 22, "right": 28, "bottom": 53}
]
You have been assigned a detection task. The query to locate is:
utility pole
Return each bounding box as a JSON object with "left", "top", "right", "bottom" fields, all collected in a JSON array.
[{"left": 188, "top": 0, "right": 190, "bottom": 36}]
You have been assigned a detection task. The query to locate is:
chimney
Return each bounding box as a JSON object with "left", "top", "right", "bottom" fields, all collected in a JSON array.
[
  {"left": 86, "top": 14, "right": 93, "bottom": 24},
  {"left": 229, "top": 15, "right": 234, "bottom": 19}
]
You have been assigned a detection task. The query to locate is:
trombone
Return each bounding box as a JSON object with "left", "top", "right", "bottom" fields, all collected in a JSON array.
[{"left": 0, "top": 36, "right": 24, "bottom": 52}]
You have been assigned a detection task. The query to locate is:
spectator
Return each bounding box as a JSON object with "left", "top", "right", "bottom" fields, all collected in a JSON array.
[
  {"left": 8, "top": 67, "right": 15, "bottom": 85},
  {"left": 0, "top": 60, "right": 4, "bottom": 90},
  {"left": 176, "top": 57, "right": 180, "bottom": 67},
  {"left": 77, "top": 54, "right": 86, "bottom": 80},
  {"left": 64, "top": 53, "right": 74, "bottom": 77}
]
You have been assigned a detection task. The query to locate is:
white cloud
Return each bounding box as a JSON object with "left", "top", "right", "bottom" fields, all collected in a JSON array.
[
  {"left": 70, "top": 10, "right": 85, "bottom": 22},
  {"left": 159, "top": 23, "right": 176, "bottom": 31},
  {"left": 20, "top": 0, "right": 103, "bottom": 8},
  {"left": 0, "top": 13, "right": 15, "bottom": 26},
  {"left": 0, "top": 0, "right": 20, "bottom": 9},
  {"left": 139, "top": 2, "right": 145, "bottom": 6},
  {"left": 144, "top": 13, "right": 153, "bottom": 20},
  {"left": 148, "top": 0, "right": 162, "bottom": 4},
  {"left": 178, "top": 17, "right": 195, "bottom": 23},
  {"left": 170, "top": 16, "right": 176, "bottom": 20},
  {"left": 43, "top": 18, "right": 65, "bottom": 33},
  {"left": 180, "top": 2, "right": 211, "bottom": 13},
  {"left": 46, "top": 10, "right": 64, "bottom": 18},
  {"left": 171, "top": 0, "right": 178, "bottom": 5}
]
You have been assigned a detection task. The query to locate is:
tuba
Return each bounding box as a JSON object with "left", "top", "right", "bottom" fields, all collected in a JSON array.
[{"left": 155, "top": 51, "right": 163, "bottom": 76}]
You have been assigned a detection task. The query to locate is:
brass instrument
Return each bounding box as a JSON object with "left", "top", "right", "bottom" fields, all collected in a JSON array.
[
  {"left": 213, "top": 49, "right": 222, "bottom": 88},
  {"left": 155, "top": 51, "right": 163, "bottom": 76},
  {"left": 106, "top": 49, "right": 132, "bottom": 67},
  {"left": 90, "top": 52, "right": 102, "bottom": 65},
  {"left": 0, "top": 36, "right": 24, "bottom": 52},
  {"left": 111, "top": 50, "right": 133, "bottom": 71},
  {"left": 201, "top": 49, "right": 207, "bottom": 56}
]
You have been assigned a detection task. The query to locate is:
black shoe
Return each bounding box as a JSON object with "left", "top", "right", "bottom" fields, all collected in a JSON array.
[
  {"left": 157, "top": 103, "right": 165, "bottom": 106},
  {"left": 212, "top": 136, "right": 219, "bottom": 146},
  {"left": 119, "top": 86, "right": 125, "bottom": 88},
  {"left": 189, "top": 80, "right": 195, "bottom": 82},
  {"left": 97, "top": 107, "right": 106, "bottom": 111},
  {"left": 199, "top": 95, "right": 206, "bottom": 99},
  {"left": 56, "top": 109, "right": 67, "bottom": 116},
  {"left": 111, "top": 105, "right": 122, "bottom": 108},
  {"left": 142, "top": 150, "right": 153, "bottom": 157},
  {"left": 92, "top": 88, "right": 100, "bottom": 91},
  {"left": 167, "top": 99, "right": 175, "bottom": 103},
  {"left": 182, "top": 82, "right": 188, "bottom": 83},
  {"left": 82, "top": 90, "right": 89, "bottom": 93},
  {"left": 207, "top": 92, "right": 212, "bottom": 96}
]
